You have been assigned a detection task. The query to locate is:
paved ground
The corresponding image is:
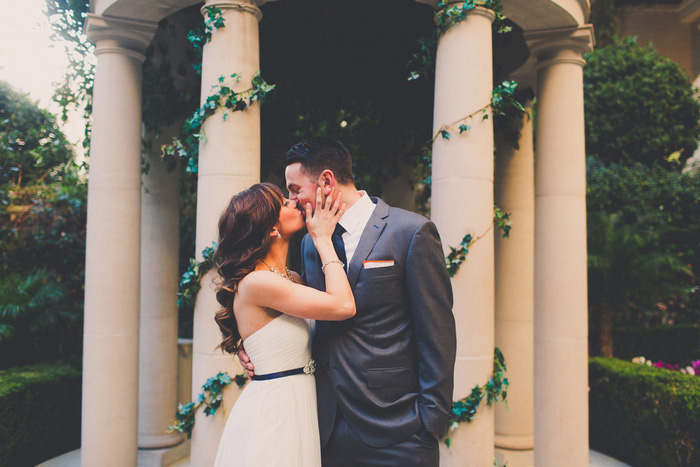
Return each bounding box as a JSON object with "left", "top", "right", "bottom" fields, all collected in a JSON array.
[{"left": 39, "top": 447, "right": 632, "bottom": 466}]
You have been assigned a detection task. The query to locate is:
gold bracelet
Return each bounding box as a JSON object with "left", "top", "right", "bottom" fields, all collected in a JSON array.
[{"left": 321, "top": 260, "right": 345, "bottom": 274}]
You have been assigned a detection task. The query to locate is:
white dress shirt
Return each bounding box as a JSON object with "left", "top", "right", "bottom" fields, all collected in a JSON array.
[{"left": 337, "top": 191, "right": 376, "bottom": 265}]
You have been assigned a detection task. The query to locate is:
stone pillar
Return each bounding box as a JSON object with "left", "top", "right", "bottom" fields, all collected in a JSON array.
[
  {"left": 527, "top": 26, "right": 594, "bottom": 467},
  {"left": 190, "top": 2, "right": 262, "bottom": 465},
  {"left": 494, "top": 101, "right": 535, "bottom": 457},
  {"left": 82, "top": 15, "right": 157, "bottom": 467},
  {"left": 430, "top": 7, "right": 496, "bottom": 467},
  {"left": 138, "top": 131, "right": 182, "bottom": 449}
]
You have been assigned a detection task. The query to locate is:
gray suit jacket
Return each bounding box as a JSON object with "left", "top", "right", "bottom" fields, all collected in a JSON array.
[{"left": 301, "top": 197, "right": 456, "bottom": 448}]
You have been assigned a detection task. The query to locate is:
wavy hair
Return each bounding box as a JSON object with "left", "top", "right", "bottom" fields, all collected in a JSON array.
[{"left": 214, "top": 183, "right": 284, "bottom": 354}]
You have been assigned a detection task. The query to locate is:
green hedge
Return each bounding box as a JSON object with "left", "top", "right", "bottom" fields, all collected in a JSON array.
[
  {"left": 0, "top": 358, "right": 82, "bottom": 467},
  {"left": 589, "top": 357, "right": 700, "bottom": 467},
  {"left": 613, "top": 325, "right": 700, "bottom": 365}
]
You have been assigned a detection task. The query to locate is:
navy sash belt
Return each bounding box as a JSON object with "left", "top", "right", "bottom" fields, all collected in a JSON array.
[{"left": 251, "top": 359, "right": 316, "bottom": 381}]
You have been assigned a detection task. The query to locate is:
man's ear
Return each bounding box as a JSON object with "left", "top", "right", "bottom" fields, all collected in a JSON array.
[{"left": 318, "top": 169, "right": 335, "bottom": 196}]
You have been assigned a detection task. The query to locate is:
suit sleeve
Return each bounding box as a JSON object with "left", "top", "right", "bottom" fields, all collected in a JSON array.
[{"left": 405, "top": 220, "right": 456, "bottom": 437}]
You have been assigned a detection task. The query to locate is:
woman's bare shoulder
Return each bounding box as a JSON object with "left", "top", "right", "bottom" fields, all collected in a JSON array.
[{"left": 237, "top": 270, "right": 288, "bottom": 297}]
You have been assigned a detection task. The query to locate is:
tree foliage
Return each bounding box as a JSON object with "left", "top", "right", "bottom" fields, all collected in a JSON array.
[
  {"left": 44, "top": 0, "right": 93, "bottom": 146},
  {"left": 1, "top": 82, "right": 75, "bottom": 186},
  {"left": 583, "top": 37, "right": 700, "bottom": 169},
  {"left": 586, "top": 158, "right": 700, "bottom": 353},
  {"left": 589, "top": 0, "right": 616, "bottom": 47},
  {"left": 0, "top": 81, "right": 86, "bottom": 366},
  {"left": 587, "top": 211, "right": 694, "bottom": 356},
  {"left": 0, "top": 270, "right": 70, "bottom": 342}
]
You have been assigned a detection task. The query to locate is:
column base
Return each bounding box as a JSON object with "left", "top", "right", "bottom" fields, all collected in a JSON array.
[
  {"left": 495, "top": 433, "right": 534, "bottom": 450},
  {"left": 495, "top": 446, "right": 534, "bottom": 467},
  {"left": 138, "top": 431, "right": 184, "bottom": 449},
  {"left": 37, "top": 441, "right": 190, "bottom": 467},
  {"left": 138, "top": 439, "right": 190, "bottom": 467}
]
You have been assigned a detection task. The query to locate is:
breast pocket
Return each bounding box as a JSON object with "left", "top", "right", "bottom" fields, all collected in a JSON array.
[{"left": 359, "top": 263, "right": 397, "bottom": 280}]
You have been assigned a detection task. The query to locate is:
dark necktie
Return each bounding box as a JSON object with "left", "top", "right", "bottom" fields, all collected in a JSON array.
[
  {"left": 316, "top": 224, "right": 347, "bottom": 340},
  {"left": 332, "top": 224, "right": 347, "bottom": 272}
]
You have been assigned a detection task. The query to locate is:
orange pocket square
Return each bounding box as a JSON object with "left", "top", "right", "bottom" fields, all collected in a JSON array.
[{"left": 363, "top": 260, "right": 394, "bottom": 269}]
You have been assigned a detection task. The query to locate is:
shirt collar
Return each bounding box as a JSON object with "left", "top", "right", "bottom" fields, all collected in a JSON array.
[{"left": 338, "top": 190, "right": 375, "bottom": 236}]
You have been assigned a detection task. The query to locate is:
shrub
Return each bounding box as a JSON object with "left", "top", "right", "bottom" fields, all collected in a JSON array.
[
  {"left": 589, "top": 357, "right": 700, "bottom": 466},
  {"left": 0, "top": 358, "right": 82, "bottom": 466}
]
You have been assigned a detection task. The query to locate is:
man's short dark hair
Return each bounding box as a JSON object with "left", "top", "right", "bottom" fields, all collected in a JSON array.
[{"left": 284, "top": 137, "right": 355, "bottom": 185}]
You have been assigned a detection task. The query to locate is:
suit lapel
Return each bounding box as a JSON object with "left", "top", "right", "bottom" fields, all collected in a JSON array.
[{"left": 347, "top": 198, "right": 389, "bottom": 289}]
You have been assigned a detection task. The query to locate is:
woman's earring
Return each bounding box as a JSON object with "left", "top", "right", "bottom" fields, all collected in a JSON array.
[{"left": 271, "top": 230, "right": 280, "bottom": 238}]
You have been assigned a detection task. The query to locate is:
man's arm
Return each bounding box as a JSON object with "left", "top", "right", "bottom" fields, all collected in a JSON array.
[{"left": 405, "top": 220, "right": 456, "bottom": 437}]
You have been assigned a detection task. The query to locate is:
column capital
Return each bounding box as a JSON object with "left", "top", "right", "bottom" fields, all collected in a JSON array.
[
  {"left": 85, "top": 14, "right": 158, "bottom": 61},
  {"left": 202, "top": 1, "right": 263, "bottom": 22},
  {"left": 680, "top": 0, "right": 700, "bottom": 23},
  {"left": 525, "top": 25, "right": 594, "bottom": 69}
]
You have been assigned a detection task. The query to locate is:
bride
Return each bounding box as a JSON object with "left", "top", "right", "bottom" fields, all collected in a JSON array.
[{"left": 212, "top": 182, "right": 354, "bottom": 466}]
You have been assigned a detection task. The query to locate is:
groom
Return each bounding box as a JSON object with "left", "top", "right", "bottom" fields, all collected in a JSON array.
[{"left": 246, "top": 137, "right": 456, "bottom": 465}]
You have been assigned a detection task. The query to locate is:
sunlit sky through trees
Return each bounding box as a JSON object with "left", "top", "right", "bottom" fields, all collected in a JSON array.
[{"left": 0, "top": 0, "right": 86, "bottom": 155}]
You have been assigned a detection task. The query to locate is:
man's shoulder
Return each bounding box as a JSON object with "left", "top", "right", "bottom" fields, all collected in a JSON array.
[{"left": 379, "top": 201, "right": 432, "bottom": 231}]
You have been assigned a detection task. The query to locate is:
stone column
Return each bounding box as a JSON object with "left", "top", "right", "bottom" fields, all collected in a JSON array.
[
  {"left": 82, "top": 15, "right": 157, "bottom": 467},
  {"left": 430, "top": 7, "right": 496, "bottom": 467},
  {"left": 138, "top": 130, "right": 182, "bottom": 449},
  {"left": 527, "top": 26, "right": 594, "bottom": 467},
  {"left": 190, "top": 2, "right": 262, "bottom": 465},
  {"left": 494, "top": 101, "right": 535, "bottom": 457}
]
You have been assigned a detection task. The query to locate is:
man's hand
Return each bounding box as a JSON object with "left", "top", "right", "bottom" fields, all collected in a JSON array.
[{"left": 237, "top": 345, "right": 255, "bottom": 378}]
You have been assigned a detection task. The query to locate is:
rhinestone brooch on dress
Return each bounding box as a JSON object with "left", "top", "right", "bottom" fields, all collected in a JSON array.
[{"left": 303, "top": 359, "right": 316, "bottom": 375}]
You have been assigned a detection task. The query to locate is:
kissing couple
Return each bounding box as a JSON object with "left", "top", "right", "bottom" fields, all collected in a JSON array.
[{"left": 212, "top": 137, "right": 456, "bottom": 466}]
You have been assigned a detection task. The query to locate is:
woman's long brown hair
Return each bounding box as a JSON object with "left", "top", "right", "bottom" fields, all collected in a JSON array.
[{"left": 214, "top": 183, "right": 284, "bottom": 354}]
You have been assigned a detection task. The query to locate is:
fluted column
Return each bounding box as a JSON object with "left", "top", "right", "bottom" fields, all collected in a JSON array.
[
  {"left": 527, "top": 26, "right": 594, "bottom": 467},
  {"left": 430, "top": 7, "right": 496, "bottom": 467},
  {"left": 138, "top": 129, "right": 182, "bottom": 449},
  {"left": 190, "top": 2, "right": 262, "bottom": 466},
  {"left": 82, "top": 14, "right": 157, "bottom": 467},
  {"left": 494, "top": 101, "right": 535, "bottom": 456}
]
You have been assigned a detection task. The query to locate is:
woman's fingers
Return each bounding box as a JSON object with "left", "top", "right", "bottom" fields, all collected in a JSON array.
[
  {"left": 315, "top": 187, "right": 323, "bottom": 213},
  {"left": 324, "top": 186, "right": 335, "bottom": 211},
  {"left": 305, "top": 201, "right": 313, "bottom": 223},
  {"left": 337, "top": 202, "right": 346, "bottom": 220},
  {"left": 331, "top": 191, "right": 343, "bottom": 218}
]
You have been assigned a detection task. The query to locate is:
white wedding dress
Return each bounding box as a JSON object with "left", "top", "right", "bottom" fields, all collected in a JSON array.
[{"left": 214, "top": 313, "right": 321, "bottom": 466}]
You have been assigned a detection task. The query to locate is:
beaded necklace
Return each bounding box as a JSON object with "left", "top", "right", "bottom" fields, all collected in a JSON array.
[{"left": 261, "top": 259, "right": 294, "bottom": 282}]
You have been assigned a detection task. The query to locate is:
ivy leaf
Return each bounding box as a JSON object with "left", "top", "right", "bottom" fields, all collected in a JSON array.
[{"left": 440, "top": 129, "right": 451, "bottom": 140}]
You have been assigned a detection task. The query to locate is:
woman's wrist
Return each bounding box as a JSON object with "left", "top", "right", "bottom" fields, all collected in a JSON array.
[{"left": 321, "top": 260, "right": 345, "bottom": 274}]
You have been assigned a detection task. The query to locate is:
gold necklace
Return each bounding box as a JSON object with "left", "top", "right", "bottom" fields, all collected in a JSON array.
[{"left": 261, "top": 259, "right": 294, "bottom": 282}]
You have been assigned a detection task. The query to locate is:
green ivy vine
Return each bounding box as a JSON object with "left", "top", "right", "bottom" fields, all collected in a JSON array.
[
  {"left": 188, "top": 6, "right": 226, "bottom": 74},
  {"left": 178, "top": 243, "right": 217, "bottom": 313},
  {"left": 408, "top": 0, "right": 510, "bottom": 82},
  {"left": 158, "top": 6, "right": 276, "bottom": 174},
  {"left": 444, "top": 347, "right": 509, "bottom": 447},
  {"left": 161, "top": 72, "right": 275, "bottom": 174},
  {"left": 435, "top": 0, "right": 511, "bottom": 36},
  {"left": 444, "top": 205, "right": 511, "bottom": 277},
  {"left": 433, "top": 80, "right": 524, "bottom": 143},
  {"left": 168, "top": 371, "right": 248, "bottom": 438}
]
